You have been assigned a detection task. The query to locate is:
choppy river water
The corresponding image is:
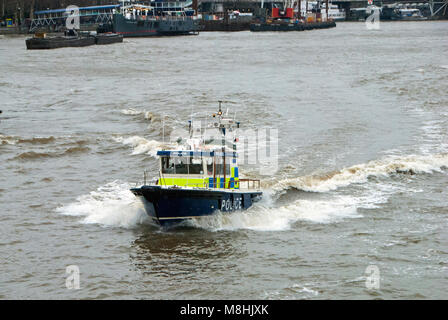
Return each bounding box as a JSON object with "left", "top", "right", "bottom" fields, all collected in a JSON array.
[{"left": 1, "top": 21, "right": 447, "bottom": 299}]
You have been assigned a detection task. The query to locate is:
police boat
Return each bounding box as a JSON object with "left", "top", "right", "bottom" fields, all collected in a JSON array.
[{"left": 130, "top": 102, "right": 262, "bottom": 226}]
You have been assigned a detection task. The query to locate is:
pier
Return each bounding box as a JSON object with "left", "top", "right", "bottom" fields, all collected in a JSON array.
[
  {"left": 331, "top": 0, "right": 448, "bottom": 20},
  {"left": 29, "top": 5, "right": 120, "bottom": 33},
  {"left": 198, "top": 0, "right": 448, "bottom": 20},
  {"left": 0, "top": 0, "right": 447, "bottom": 35}
]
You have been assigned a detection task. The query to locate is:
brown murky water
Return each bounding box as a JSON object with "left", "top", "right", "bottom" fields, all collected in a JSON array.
[{"left": 1, "top": 21, "right": 447, "bottom": 299}]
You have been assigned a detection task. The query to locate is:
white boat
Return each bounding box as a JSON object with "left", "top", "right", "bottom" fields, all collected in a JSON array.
[
  {"left": 297, "top": 1, "right": 346, "bottom": 21},
  {"left": 392, "top": 8, "right": 427, "bottom": 20},
  {"left": 318, "top": 2, "right": 347, "bottom": 21}
]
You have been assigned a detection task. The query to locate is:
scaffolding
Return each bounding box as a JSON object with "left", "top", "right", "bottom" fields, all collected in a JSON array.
[
  {"left": 29, "top": 5, "right": 120, "bottom": 32},
  {"left": 429, "top": 0, "right": 448, "bottom": 16}
]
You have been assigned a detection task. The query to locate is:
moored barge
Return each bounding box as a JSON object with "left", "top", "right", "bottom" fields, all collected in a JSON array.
[
  {"left": 26, "top": 30, "right": 123, "bottom": 50},
  {"left": 104, "top": 3, "right": 200, "bottom": 37},
  {"left": 26, "top": 31, "right": 96, "bottom": 50},
  {"left": 250, "top": 7, "right": 336, "bottom": 32},
  {"left": 95, "top": 33, "right": 124, "bottom": 45}
]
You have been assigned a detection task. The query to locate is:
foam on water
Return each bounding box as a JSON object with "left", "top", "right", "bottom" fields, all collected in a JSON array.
[
  {"left": 0, "top": 135, "right": 17, "bottom": 145},
  {"left": 269, "top": 153, "right": 448, "bottom": 193},
  {"left": 188, "top": 192, "right": 377, "bottom": 231},
  {"left": 0, "top": 135, "right": 56, "bottom": 145},
  {"left": 291, "top": 284, "right": 319, "bottom": 297},
  {"left": 121, "top": 108, "right": 154, "bottom": 120},
  {"left": 113, "top": 136, "right": 176, "bottom": 156},
  {"left": 55, "top": 153, "right": 446, "bottom": 232},
  {"left": 56, "top": 181, "right": 149, "bottom": 228},
  {"left": 55, "top": 180, "right": 369, "bottom": 231}
]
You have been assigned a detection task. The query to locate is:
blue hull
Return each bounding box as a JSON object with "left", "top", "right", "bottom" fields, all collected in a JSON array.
[{"left": 130, "top": 186, "right": 262, "bottom": 226}]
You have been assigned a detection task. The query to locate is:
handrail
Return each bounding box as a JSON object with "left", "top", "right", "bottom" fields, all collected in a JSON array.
[
  {"left": 238, "top": 179, "right": 261, "bottom": 190},
  {"left": 157, "top": 180, "right": 261, "bottom": 190},
  {"left": 133, "top": 15, "right": 194, "bottom": 22},
  {"left": 142, "top": 171, "right": 261, "bottom": 190}
]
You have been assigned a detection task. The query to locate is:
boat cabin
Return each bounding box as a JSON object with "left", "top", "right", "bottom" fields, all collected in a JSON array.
[
  {"left": 149, "top": 101, "right": 260, "bottom": 191},
  {"left": 156, "top": 150, "right": 240, "bottom": 189}
]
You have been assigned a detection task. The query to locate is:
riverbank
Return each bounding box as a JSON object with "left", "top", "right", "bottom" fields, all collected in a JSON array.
[
  {"left": 0, "top": 27, "right": 28, "bottom": 35},
  {"left": 0, "top": 24, "right": 98, "bottom": 36},
  {"left": 2, "top": 18, "right": 447, "bottom": 36}
]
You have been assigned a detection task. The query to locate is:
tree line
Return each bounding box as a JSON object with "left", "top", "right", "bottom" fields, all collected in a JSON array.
[{"left": 1, "top": 0, "right": 114, "bottom": 21}]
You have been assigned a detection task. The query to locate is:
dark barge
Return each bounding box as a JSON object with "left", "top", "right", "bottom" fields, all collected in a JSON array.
[
  {"left": 95, "top": 33, "right": 124, "bottom": 45},
  {"left": 26, "top": 30, "right": 123, "bottom": 50},
  {"left": 200, "top": 19, "right": 250, "bottom": 31},
  {"left": 250, "top": 6, "right": 336, "bottom": 32},
  {"left": 26, "top": 34, "right": 96, "bottom": 50}
]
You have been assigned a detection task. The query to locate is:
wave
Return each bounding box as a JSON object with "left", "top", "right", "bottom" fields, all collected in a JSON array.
[
  {"left": 54, "top": 153, "right": 447, "bottom": 232},
  {"left": 0, "top": 135, "right": 91, "bottom": 148},
  {"left": 17, "top": 136, "right": 56, "bottom": 144},
  {"left": 268, "top": 153, "right": 448, "bottom": 193},
  {"left": 1, "top": 135, "right": 56, "bottom": 145},
  {"left": 13, "top": 146, "right": 90, "bottom": 160},
  {"left": 14, "top": 151, "right": 54, "bottom": 160},
  {"left": 0, "top": 135, "right": 17, "bottom": 145},
  {"left": 114, "top": 136, "right": 176, "bottom": 156},
  {"left": 60, "top": 139, "right": 89, "bottom": 147},
  {"left": 56, "top": 181, "right": 366, "bottom": 231},
  {"left": 187, "top": 193, "right": 371, "bottom": 232},
  {"left": 62, "top": 146, "right": 90, "bottom": 155},
  {"left": 56, "top": 181, "right": 149, "bottom": 228},
  {"left": 121, "top": 108, "right": 154, "bottom": 120}
]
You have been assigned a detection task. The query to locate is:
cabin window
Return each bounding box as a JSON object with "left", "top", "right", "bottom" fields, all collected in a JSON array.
[
  {"left": 189, "top": 157, "right": 203, "bottom": 175},
  {"left": 174, "top": 157, "right": 188, "bottom": 174},
  {"left": 215, "top": 157, "right": 230, "bottom": 176},
  {"left": 161, "top": 156, "right": 207, "bottom": 175},
  {"left": 206, "top": 158, "right": 213, "bottom": 175},
  {"left": 161, "top": 157, "right": 175, "bottom": 174}
]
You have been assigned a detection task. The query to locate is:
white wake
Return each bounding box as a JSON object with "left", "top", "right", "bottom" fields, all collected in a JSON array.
[{"left": 56, "top": 181, "right": 149, "bottom": 228}]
